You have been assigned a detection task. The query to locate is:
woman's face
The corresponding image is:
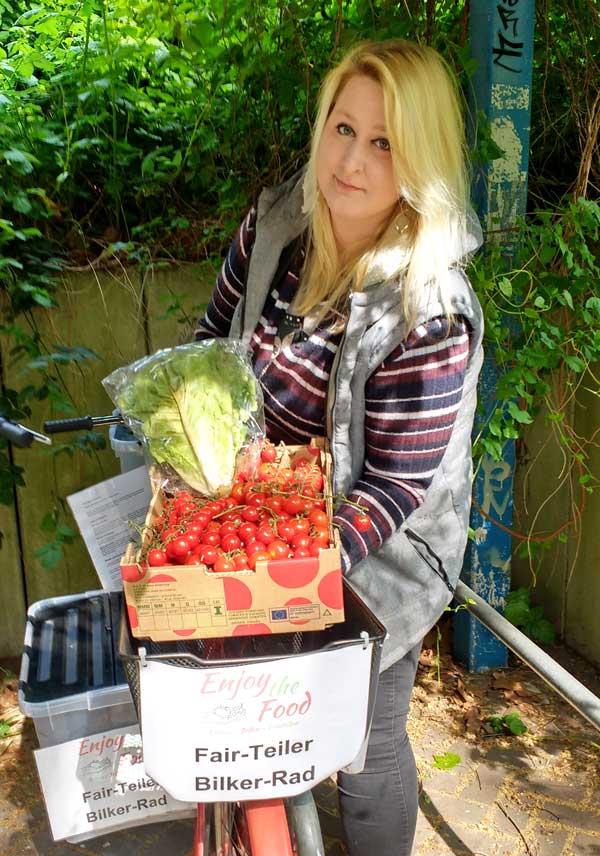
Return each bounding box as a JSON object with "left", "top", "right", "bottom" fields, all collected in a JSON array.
[{"left": 316, "top": 74, "right": 399, "bottom": 250}]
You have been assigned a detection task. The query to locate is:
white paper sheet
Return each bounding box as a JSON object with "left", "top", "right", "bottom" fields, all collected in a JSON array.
[{"left": 67, "top": 466, "right": 152, "bottom": 591}]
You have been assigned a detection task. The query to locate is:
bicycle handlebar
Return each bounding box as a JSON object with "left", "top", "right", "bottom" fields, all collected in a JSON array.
[
  {"left": 43, "top": 414, "right": 123, "bottom": 434},
  {"left": 0, "top": 417, "right": 51, "bottom": 447}
]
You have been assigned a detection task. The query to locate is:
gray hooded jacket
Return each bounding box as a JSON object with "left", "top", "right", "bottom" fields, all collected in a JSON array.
[{"left": 230, "top": 172, "right": 485, "bottom": 671}]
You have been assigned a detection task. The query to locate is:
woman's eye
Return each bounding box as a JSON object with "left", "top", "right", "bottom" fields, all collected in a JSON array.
[
  {"left": 374, "top": 138, "right": 391, "bottom": 152},
  {"left": 336, "top": 123, "right": 353, "bottom": 137}
]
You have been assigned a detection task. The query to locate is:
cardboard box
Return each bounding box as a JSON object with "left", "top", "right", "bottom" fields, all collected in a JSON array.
[{"left": 120, "top": 440, "right": 344, "bottom": 641}]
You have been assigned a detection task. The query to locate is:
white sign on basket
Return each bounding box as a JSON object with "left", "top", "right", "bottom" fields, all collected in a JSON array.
[
  {"left": 139, "top": 643, "right": 373, "bottom": 802},
  {"left": 34, "top": 726, "right": 194, "bottom": 841}
]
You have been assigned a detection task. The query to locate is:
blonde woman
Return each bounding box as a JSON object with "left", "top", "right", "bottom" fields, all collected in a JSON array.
[{"left": 196, "top": 40, "right": 484, "bottom": 856}]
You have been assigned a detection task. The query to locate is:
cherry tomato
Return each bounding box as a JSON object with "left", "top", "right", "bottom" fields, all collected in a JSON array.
[
  {"left": 187, "top": 522, "right": 206, "bottom": 535},
  {"left": 283, "top": 493, "right": 304, "bottom": 516},
  {"left": 258, "top": 462, "right": 276, "bottom": 481},
  {"left": 197, "top": 544, "right": 218, "bottom": 565},
  {"left": 291, "top": 533, "right": 311, "bottom": 550},
  {"left": 238, "top": 522, "right": 258, "bottom": 543},
  {"left": 174, "top": 499, "right": 195, "bottom": 517},
  {"left": 354, "top": 513, "right": 371, "bottom": 532},
  {"left": 200, "top": 531, "right": 221, "bottom": 547},
  {"left": 233, "top": 554, "right": 250, "bottom": 571},
  {"left": 183, "top": 530, "right": 200, "bottom": 550},
  {"left": 256, "top": 523, "right": 276, "bottom": 545},
  {"left": 221, "top": 533, "right": 242, "bottom": 552},
  {"left": 260, "top": 443, "right": 277, "bottom": 463},
  {"left": 147, "top": 548, "right": 167, "bottom": 566},
  {"left": 166, "top": 537, "right": 191, "bottom": 563},
  {"left": 309, "top": 509, "right": 329, "bottom": 528},
  {"left": 231, "top": 482, "right": 246, "bottom": 502},
  {"left": 293, "top": 456, "right": 312, "bottom": 470},
  {"left": 184, "top": 553, "right": 203, "bottom": 565},
  {"left": 311, "top": 527, "right": 330, "bottom": 543},
  {"left": 309, "top": 541, "right": 327, "bottom": 557},
  {"left": 247, "top": 549, "right": 270, "bottom": 569},
  {"left": 276, "top": 520, "right": 295, "bottom": 542},
  {"left": 292, "top": 547, "right": 311, "bottom": 558},
  {"left": 219, "top": 522, "right": 238, "bottom": 537},
  {"left": 246, "top": 540, "right": 266, "bottom": 558},
  {"left": 265, "top": 496, "right": 283, "bottom": 514},
  {"left": 214, "top": 555, "right": 236, "bottom": 573},
  {"left": 299, "top": 466, "right": 324, "bottom": 491},
  {"left": 161, "top": 526, "right": 180, "bottom": 543},
  {"left": 292, "top": 517, "right": 311, "bottom": 535},
  {"left": 276, "top": 467, "right": 295, "bottom": 487},
  {"left": 268, "top": 540, "right": 290, "bottom": 559},
  {"left": 248, "top": 491, "right": 268, "bottom": 508},
  {"left": 241, "top": 506, "right": 260, "bottom": 523},
  {"left": 191, "top": 509, "right": 211, "bottom": 523}
]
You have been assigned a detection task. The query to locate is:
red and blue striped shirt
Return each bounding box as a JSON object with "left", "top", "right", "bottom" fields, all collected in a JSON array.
[{"left": 195, "top": 208, "right": 470, "bottom": 570}]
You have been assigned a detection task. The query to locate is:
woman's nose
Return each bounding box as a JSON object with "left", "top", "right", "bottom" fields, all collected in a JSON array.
[{"left": 342, "top": 140, "right": 367, "bottom": 173}]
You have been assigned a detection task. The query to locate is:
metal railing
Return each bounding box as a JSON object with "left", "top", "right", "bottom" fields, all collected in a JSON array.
[{"left": 455, "top": 580, "right": 600, "bottom": 733}]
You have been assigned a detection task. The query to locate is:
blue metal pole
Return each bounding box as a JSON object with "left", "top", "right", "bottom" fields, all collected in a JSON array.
[{"left": 453, "top": 0, "right": 535, "bottom": 672}]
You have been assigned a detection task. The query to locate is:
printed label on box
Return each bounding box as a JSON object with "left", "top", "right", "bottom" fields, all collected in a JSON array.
[{"left": 35, "top": 726, "right": 194, "bottom": 841}]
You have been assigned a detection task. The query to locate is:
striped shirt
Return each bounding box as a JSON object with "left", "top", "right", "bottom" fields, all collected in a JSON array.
[{"left": 195, "top": 208, "right": 470, "bottom": 570}]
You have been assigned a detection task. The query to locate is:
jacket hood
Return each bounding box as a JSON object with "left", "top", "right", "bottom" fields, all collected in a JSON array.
[{"left": 363, "top": 207, "right": 483, "bottom": 291}]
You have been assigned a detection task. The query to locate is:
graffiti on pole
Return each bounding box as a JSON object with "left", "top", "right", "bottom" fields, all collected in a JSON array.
[{"left": 493, "top": 0, "right": 523, "bottom": 74}]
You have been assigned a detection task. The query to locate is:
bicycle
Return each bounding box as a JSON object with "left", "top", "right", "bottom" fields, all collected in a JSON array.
[
  {"left": 19, "top": 413, "right": 387, "bottom": 856},
  {"left": 118, "top": 578, "right": 385, "bottom": 856}
]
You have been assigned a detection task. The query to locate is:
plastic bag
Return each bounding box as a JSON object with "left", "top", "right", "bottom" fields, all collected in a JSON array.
[{"left": 102, "top": 339, "right": 265, "bottom": 497}]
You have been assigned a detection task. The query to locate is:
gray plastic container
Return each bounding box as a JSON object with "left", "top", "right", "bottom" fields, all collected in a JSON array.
[
  {"left": 18, "top": 590, "right": 137, "bottom": 747},
  {"left": 109, "top": 422, "right": 145, "bottom": 474}
]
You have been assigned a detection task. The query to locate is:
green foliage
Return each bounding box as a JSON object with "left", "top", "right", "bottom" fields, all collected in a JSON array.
[
  {"left": 487, "top": 712, "right": 528, "bottom": 736},
  {"left": 469, "top": 197, "right": 600, "bottom": 472},
  {"left": 0, "top": 0, "right": 468, "bottom": 563},
  {"left": 0, "top": 0, "right": 598, "bottom": 574},
  {"left": 432, "top": 752, "right": 461, "bottom": 771},
  {"left": 33, "top": 509, "right": 78, "bottom": 569},
  {"left": 504, "top": 588, "right": 556, "bottom": 644},
  {"left": 0, "top": 716, "right": 19, "bottom": 739}
]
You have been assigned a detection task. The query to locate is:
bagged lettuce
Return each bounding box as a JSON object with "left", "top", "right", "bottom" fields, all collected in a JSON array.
[{"left": 103, "top": 340, "right": 264, "bottom": 496}]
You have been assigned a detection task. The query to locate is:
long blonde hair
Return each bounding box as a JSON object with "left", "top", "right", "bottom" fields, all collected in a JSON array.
[{"left": 295, "top": 39, "right": 471, "bottom": 328}]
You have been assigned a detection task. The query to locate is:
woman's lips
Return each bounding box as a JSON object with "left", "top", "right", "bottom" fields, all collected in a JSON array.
[{"left": 334, "top": 175, "right": 363, "bottom": 192}]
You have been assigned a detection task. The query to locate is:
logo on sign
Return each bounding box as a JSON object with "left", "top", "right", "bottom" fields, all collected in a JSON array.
[{"left": 270, "top": 608, "right": 288, "bottom": 621}]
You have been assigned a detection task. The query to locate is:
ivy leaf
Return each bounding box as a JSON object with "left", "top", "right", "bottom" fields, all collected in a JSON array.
[
  {"left": 33, "top": 541, "right": 63, "bottom": 569},
  {"left": 498, "top": 278, "right": 512, "bottom": 297},
  {"left": 56, "top": 522, "right": 78, "bottom": 542},
  {"left": 504, "top": 599, "right": 530, "bottom": 627},
  {"left": 433, "top": 752, "right": 461, "bottom": 771},
  {"left": 528, "top": 618, "right": 556, "bottom": 645},
  {"left": 503, "top": 713, "right": 528, "bottom": 736},
  {"left": 507, "top": 401, "right": 533, "bottom": 424},
  {"left": 487, "top": 713, "right": 528, "bottom": 736},
  {"left": 564, "top": 354, "right": 585, "bottom": 373}
]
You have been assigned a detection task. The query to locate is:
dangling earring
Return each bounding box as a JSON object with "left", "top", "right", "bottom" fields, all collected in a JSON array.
[{"left": 395, "top": 198, "right": 408, "bottom": 233}]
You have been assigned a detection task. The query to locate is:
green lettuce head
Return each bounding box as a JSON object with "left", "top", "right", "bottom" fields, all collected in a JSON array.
[{"left": 103, "top": 341, "right": 262, "bottom": 495}]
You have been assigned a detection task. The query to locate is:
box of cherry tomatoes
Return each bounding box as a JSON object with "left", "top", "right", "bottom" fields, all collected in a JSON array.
[{"left": 120, "top": 438, "right": 344, "bottom": 641}]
